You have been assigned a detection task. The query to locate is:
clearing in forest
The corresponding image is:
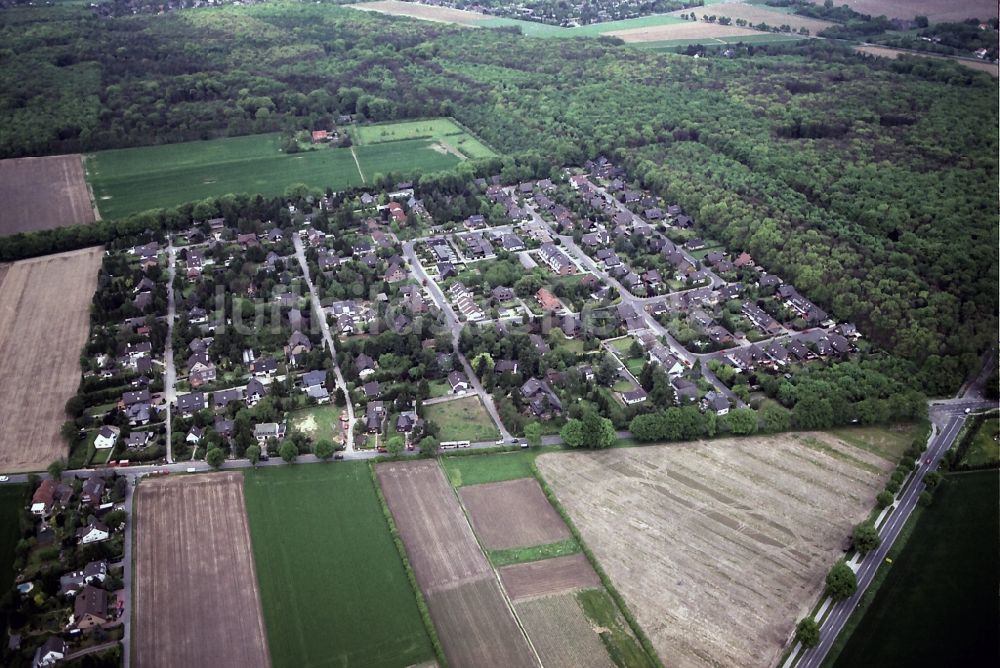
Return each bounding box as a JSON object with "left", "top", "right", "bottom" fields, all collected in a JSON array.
[
  {"left": 536, "top": 433, "right": 894, "bottom": 668},
  {"left": 0, "top": 155, "right": 96, "bottom": 235},
  {"left": 0, "top": 247, "right": 102, "bottom": 473}
]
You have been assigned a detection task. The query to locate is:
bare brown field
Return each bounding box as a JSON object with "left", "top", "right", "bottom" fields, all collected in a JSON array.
[
  {"left": 536, "top": 433, "right": 893, "bottom": 668},
  {"left": 351, "top": 0, "right": 486, "bottom": 25},
  {"left": 459, "top": 478, "right": 571, "bottom": 550},
  {"left": 376, "top": 459, "right": 538, "bottom": 667},
  {"left": 807, "top": 0, "right": 997, "bottom": 23},
  {"left": 499, "top": 553, "right": 601, "bottom": 602},
  {"left": 426, "top": 579, "right": 540, "bottom": 668},
  {"left": 669, "top": 4, "right": 835, "bottom": 33},
  {"left": 515, "top": 594, "right": 613, "bottom": 668},
  {"left": 133, "top": 473, "right": 270, "bottom": 668},
  {"left": 0, "top": 247, "right": 102, "bottom": 473},
  {"left": 856, "top": 45, "right": 999, "bottom": 76},
  {"left": 376, "top": 459, "right": 491, "bottom": 592},
  {"left": 605, "top": 21, "right": 765, "bottom": 42},
  {"left": 0, "top": 155, "right": 96, "bottom": 235}
]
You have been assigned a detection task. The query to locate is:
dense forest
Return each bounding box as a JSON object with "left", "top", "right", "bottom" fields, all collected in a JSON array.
[{"left": 0, "top": 0, "right": 996, "bottom": 393}]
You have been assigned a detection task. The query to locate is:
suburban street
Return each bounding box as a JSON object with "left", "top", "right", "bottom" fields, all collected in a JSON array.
[
  {"left": 292, "top": 234, "right": 355, "bottom": 448},
  {"left": 163, "top": 240, "right": 177, "bottom": 464},
  {"left": 401, "top": 240, "right": 513, "bottom": 442}
]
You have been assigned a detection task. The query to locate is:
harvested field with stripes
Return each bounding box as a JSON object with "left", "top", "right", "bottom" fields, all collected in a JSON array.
[
  {"left": 499, "top": 553, "right": 601, "bottom": 602},
  {"left": 536, "top": 433, "right": 893, "bottom": 668}
]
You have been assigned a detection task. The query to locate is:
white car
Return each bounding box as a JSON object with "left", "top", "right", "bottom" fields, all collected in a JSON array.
[{"left": 0, "top": 475, "right": 9, "bottom": 482}]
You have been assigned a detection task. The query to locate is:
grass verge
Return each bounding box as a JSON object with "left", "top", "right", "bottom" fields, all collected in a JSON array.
[{"left": 489, "top": 538, "right": 580, "bottom": 567}]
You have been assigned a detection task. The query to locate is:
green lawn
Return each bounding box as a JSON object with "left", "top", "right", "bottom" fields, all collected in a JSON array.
[
  {"left": 959, "top": 417, "right": 999, "bottom": 468},
  {"left": 0, "top": 485, "right": 26, "bottom": 641},
  {"left": 288, "top": 405, "right": 345, "bottom": 442},
  {"left": 352, "top": 118, "right": 497, "bottom": 159},
  {"left": 243, "top": 463, "right": 434, "bottom": 668},
  {"left": 427, "top": 380, "right": 452, "bottom": 398},
  {"left": 86, "top": 131, "right": 465, "bottom": 219},
  {"left": 551, "top": 331, "right": 585, "bottom": 354},
  {"left": 625, "top": 357, "right": 646, "bottom": 377},
  {"left": 489, "top": 538, "right": 580, "bottom": 567},
  {"left": 576, "top": 589, "right": 658, "bottom": 668},
  {"left": 830, "top": 470, "right": 1000, "bottom": 668},
  {"left": 422, "top": 396, "right": 500, "bottom": 443},
  {"left": 608, "top": 336, "right": 638, "bottom": 354},
  {"left": 441, "top": 450, "right": 541, "bottom": 487}
]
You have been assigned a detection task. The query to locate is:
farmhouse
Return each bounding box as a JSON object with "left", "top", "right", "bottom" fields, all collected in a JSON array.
[{"left": 32, "top": 637, "right": 66, "bottom": 667}]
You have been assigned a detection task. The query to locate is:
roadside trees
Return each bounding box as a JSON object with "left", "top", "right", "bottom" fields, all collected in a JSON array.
[
  {"left": 825, "top": 561, "right": 857, "bottom": 601},
  {"left": 852, "top": 522, "right": 881, "bottom": 554},
  {"left": 314, "top": 439, "right": 335, "bottom": 461},
  {"left": 246, "top": 445, "right": 261, "bottom": 467},
  {"left": 206, "top": 447, "right": 225, "bottom": 470},
  {"left": 278, "top": 440, "right": 298, "bottom": 463},
  {"left": 795, "top": 617, "right": 820, "bottom": 648}
]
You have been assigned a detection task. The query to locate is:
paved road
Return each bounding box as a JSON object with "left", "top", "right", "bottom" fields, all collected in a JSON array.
[
  {"left": 402, "top": 241, "right": 513, "bottom": 442},
  {"left": 792, "top": 389, "right": 997, "bottom": 667},
  {"left": 164, "top": 241, "right": 177, "bottom": 464},
  {"left": 292, "top": 234, "right": 355, "bottom": 448}
]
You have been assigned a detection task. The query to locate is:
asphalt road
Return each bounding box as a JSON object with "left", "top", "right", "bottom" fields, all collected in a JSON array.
[{"left": 793, "top": 395, "right": 997, "bottom": 668}]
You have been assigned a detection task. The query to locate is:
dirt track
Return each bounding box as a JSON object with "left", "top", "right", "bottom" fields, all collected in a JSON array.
[
  {"left": 0, "top": 155, "right": 96, "bottom": 235},
  {"left": 537, "top": 434, "right": 892, "bottom": 668},
  {"left": 0, "top": 247, "right": 102, "bottom": 472},
  {"left": 460, "top": 478, "right": 571, "bottom": 550},
  {"left": 499, "top": 553, "right": 601, "bottom": 602},
  {"left": 133, "top": 473, "right": 270, "bottom": 668}
]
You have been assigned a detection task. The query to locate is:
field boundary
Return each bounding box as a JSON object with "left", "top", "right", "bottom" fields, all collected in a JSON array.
[
  {"left": 368, "top": 462, "right": 449, "bottom": 667},
  {"left": 441, "top": 458, "right": 545, "bottom": 667},
  {"left": 530, "top": 461, "right": 664, "bottom": 668},
  {"left": 350, "top": 146, "right": 367, "bottom": 183}
]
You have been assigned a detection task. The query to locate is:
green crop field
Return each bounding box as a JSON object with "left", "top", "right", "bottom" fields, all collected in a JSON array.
[
  {"left": 422, "top": 396, "right": 500, "bottom": 443},
  {"left": 243, "top": 463, "right": 434, "bottom": 668},
  {"left": 85, "top": 129, "right": 469, "bottom": 219},
  {"left": 0, "top": 485, "right": 25, "bottom": 641},
  {"left": 441, "top": 450, "right": 541, "bottom": 487},
  {"left": 831, "top": 470, "right": 1000, "bottom": 668}
]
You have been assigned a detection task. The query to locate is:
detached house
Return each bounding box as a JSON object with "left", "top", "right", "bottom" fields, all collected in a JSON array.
[
  {"left": 76, "top": 521, "right": 110, "bottom": 545},
  {"left": 71, "top": 585, "right": 108, "bottom": 630}
]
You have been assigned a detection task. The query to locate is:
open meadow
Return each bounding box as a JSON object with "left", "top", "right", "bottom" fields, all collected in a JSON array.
[
  {"left": 604, "top": 21, "right": 766, "bottom": 43},
  {"left": 133, "top": 473, "right": 271, "bottom": 668},
  {"left": 375, "top": 459, "right": 537, "bottom": 667},
  {"left": 832, "top": 470, "right": 999, "bottom": 667},
  {"left": 86, "top": 130, "right": 464, "bottom": 219},
  {"left": 0, "top": 155, "right": 96, "bottom": 235},
  {"left": 422, "top": 396, "right": 500, "bottom": 442},
  {"left": 352, "top": 117, "right": 497, "bottom": 158},
  {"left": 243, "top": 463, "right": 434, "bottom": 668},
  {"left": 536, "top": 432, "right": 895, "bottom": 668},
  {"left": 0, "top": 247, "right": 102, "bottom": 473}
]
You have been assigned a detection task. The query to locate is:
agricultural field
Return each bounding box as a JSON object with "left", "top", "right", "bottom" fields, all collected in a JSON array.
[
  {"left": 459, "top": 477, "right": 571, "bottom": 550},
  {"left": 243, "top": 463, "right": 434, "bottom": 668},
  {"left": 375, "top": 459, "right": 537, "bottom": 667},
  {"left": 855, "top": 45, "right": 1000, "bottom": 76},
  {"left": 498, "top": 553, "right": 602, "bottom": 602},
  {"left": 536, "top": 433, "right": 895, "bottom": 668},
  {"left": 441, "top": 449, "right": 540, "bottom": 486},
  {"left": 85, "top": 131, "right": 463, "bottom": 219},
  {"left": 0, "top": 247, "right": 102, "bottom": 473},
  {"left": 515, "top": 594, "right": 614, "bottom": 668},
  {"left": 0, "top": 485, "right": 25, "bottom": 640},
  {"left": 133, "top": 473, "right": 271, "bottom": 668},
  {"left": 422, "top": 396, "right": 500, "bottom": 442},
  {"left": 352, "top": 0, "right": 489, "bottom": 25},
  {"left": 832, "top": 470, "right": 999, "bottom": 667},
  {"left": 604, "top": 20, "right": 766, "bottom": 42},
  {"left": 0, "top": 155, "right": 96, "bottom": 235},
  {"left": 668, "top": 4, "right": 836, "bottom": 33},
  {"left": 352, "top": 118, "right": 498, "bottom": 158},
  {"left": 805, "top": 0, "right": 998, "bottom": 23}
]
